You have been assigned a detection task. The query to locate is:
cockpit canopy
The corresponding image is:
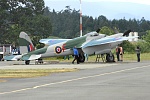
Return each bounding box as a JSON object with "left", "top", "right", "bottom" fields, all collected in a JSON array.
[
  {"left": 85, "top": 32, "right": 99, "bottom": 37},
  {"left": 85, "top": 31, "right": 106, "bottom": 41}
]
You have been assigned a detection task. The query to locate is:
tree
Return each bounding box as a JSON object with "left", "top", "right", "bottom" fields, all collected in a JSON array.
[
  {"left": 0, "top": 0, "right": 52, "bottom": 46},
  {"left": 100, "top": 26, "right": 114, "bottom": 35},
  {"left": 0, "top": 0, "right": 10, "bottom": 43},
  {"left": 120, "top": 41, "right": 135, "bottom": 53},
  {"left": 139, "top": 17, "right": 150, "bottom": 32},
  {"left": 142, "top": 30, "right": 150, "bottom": 43},
  {"left": 97, "top": 15, "right": 109, "bottom": 28}
]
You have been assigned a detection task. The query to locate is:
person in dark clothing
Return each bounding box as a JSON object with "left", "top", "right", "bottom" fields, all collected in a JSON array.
[
  {"left": 116, "top": 46, "right": 120, "bottom": 61},
  {"left": 135, "top": 46, "right": 141, "bottom": 62},
  {"left": 72, "top": 46, "right": 79, "bottom": 64}
]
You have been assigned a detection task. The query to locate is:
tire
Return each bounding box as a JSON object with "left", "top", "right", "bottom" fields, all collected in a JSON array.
[
  {"left": 106, "top": 54, "right": 115, "bottom": 62},
  {"left": 25, "top": 60, "right": 30, "bottom": 65},
  {"left": 79, "top": 54, "right": 85, "bottom": 63},
  {"left": 38, "top": 58, "right": 43, "bottom": 64}
]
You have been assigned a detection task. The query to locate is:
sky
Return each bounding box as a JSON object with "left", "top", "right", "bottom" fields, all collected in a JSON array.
[
  {"left": 44, "top": 0, "right": 150, "bottom": 20},
  {"left": 81, "top": 0, "right": 150, "bottom": 5}
]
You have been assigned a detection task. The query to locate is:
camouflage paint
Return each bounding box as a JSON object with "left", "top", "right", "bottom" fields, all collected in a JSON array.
[
  {"left": 22, "top": 47, "right": 47, "bottom": 60},
  {"left": 19, "top": 38, "right": 30, "bottom": 46},
  {"left": 64, "top": 36, "right": 86, "bottom": 49},
  {"left": 26, "top": 47, "right": 47, "bottom": 55}
]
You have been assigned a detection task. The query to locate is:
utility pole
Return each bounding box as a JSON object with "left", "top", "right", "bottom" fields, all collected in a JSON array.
[{"left": 79, "top": 0, "right": 82, "bottom": 37}]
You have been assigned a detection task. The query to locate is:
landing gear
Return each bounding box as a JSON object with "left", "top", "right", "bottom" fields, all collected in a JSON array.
[
  {"left": 106, "top": 53, "right": 115, "bottom": 62},
  {"left": 25, "top": 59, "right": 43, "bottom": 65},
  {"left": 35, "top": 58, "right": 43, "bottom": 64},
  {"left": 79, "top": 53, "right": 85, "bottom": 63},
  {"left": 25, "top": 60, "right": 30, "bottom": 65}
]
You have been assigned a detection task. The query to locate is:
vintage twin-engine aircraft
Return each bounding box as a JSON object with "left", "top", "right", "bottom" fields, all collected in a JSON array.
[{"left": 4, "top": 29, "right": 137, "bottom": 65}]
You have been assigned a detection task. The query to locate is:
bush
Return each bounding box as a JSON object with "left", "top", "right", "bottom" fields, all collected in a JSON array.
[
  {"left": 120, "top": 41, "right": 135, "bottom": 53},
  {"left": 36, "top": 43, "right": 45, "bottom": 49},
  {"left": 134, "top": 40, "right": 150, "bottom": 53},
  {"left": 120, "top": 40, "right": 150, "bottom": 53}
]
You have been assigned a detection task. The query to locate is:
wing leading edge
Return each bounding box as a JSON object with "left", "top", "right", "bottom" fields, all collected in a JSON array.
[
  {"left": 39, "top": 39, "right": 71, "bottom": 45},
  {"left": 82, "top": 35, "right": 138, "bottom": 48}
]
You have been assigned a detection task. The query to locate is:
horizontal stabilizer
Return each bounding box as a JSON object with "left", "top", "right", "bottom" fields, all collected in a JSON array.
[
  {"left": 4, "top": 55, "right": 22, "bottom": 61},
  {"left": 22, "top": 54, "right": 41, "bottom": 60}
]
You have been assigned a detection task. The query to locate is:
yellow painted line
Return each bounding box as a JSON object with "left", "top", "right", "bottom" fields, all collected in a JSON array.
[
  {"left": 0, "top": 65, "right": 150, "bottom": 95},
  {"left": 0, "top": 80, "right": 7, "bottom": 83}
]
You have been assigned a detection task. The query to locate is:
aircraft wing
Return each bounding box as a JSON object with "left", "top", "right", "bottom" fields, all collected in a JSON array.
[
  {"left": 39, "top": 39, "right": 71, "bottom": 45},
  {"left": 82, "top": 36, "right": 138, "bottom": 48}
]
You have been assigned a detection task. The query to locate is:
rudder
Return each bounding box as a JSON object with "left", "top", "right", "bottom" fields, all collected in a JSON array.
[{"left": 19, "top": 32, "right": 35, "bottom": 54}]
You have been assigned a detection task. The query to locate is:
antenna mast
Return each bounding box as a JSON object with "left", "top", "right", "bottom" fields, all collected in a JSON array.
[{"left": 79, "top": 0, "right": 82, "bottom": 37}]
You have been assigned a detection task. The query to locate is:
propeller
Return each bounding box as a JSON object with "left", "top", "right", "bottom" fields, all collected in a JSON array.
[
  {"left": 96, "top": 28, "right": 101, "bottom": 33},
  {"left": 123, "top": 29, "right": 132, "bottom": 36}
]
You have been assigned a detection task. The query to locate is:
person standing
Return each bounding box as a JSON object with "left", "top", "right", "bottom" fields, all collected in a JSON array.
[
  {"left": 84, "top": 53, "right": 88, "bottom": 61},
  {"left": 135, "top": 46, "right": 141, "bottom": 62},
  {"left": 116, "top": 46, "right": 120, "bottom": 61},
  {"left": 119, "top": 46, "right": 123, "bottom": 61},
  {"left": 72, "top": 46, "right": 79, "bottom": 64}
]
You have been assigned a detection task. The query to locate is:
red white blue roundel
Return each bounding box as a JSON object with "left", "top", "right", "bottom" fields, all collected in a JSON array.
[{"left": 55, "top": 46, "right": 62, "bottom": 54}]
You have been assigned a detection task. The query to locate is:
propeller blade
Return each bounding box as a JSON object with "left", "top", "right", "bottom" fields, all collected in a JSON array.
[
  {"left": 96, "top": 28, "right": 101, "bottom": 33},
  {"left": 123, "top": 29, "right": 132, "bottom": 36}
]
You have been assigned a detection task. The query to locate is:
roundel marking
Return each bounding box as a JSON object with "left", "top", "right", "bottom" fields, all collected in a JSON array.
[{"left": 55, "top": 46, "right": 62, "bottom": 54}]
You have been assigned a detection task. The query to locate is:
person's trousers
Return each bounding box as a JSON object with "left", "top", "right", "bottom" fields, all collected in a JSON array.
[
  {"left": 116, "top": 53, "right": 120, "bottom": 61},
  {"left": 72, "top": 55, "right": 79, "bottom": 64},
  {"left": 137, "top": 53, "right": 140, "bottom": 62}
]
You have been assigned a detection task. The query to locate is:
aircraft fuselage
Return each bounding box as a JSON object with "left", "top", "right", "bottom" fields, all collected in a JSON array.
[{"left": 40, "top": 42, "right": 73, "bottom": 58}]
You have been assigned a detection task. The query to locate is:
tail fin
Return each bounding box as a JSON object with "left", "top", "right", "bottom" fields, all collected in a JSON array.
[{"left": 19, "top": 32, "right": 35, "bottom": 54}]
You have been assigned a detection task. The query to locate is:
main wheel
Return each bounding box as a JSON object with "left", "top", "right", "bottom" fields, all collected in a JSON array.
[
  {"left": 106, "top": 54, "right": 115, "bottom": 62},
  {"left": 79, "top": 54, "right": 85, "bottom": 63},
  {"left": 25, "top": 60, "right": 30, "bottom": 65},
  {"left": 38, "top": 58, "right": 43, "bottom": 64}
]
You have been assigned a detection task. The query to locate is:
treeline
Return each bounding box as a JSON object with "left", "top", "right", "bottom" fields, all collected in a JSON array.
[
  {"left": 0, "top": 0, "right": 52, "bottom": 45},
  {"left": 1, "top": 1, "right": 150, "bottom": 52},
  {"left": 44, "top": 6, "right": 150, "bottom": 39}
]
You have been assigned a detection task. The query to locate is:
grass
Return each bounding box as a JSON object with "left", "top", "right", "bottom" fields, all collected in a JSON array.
[
  {"left": 1, "top": 53, "right": 149, "bottom": 80},
  {"left": 55, "top": 53, "right": 150, "bottom": 62},
  {"left": 0, "top": 69, "right": 78, "bottom": 78},
  {"left": 122, "top": 53, "right": 150, "bottom": 61}
]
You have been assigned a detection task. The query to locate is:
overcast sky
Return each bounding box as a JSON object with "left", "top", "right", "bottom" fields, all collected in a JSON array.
[
  {"left": 44, "top": 0, "right": 150, "bottom": 5},
  {"left": 44, "top": 0, "right": 150, "bottom": 20},
  {"left": 84, "top": 0, "right": 150, "bottom": 5}
]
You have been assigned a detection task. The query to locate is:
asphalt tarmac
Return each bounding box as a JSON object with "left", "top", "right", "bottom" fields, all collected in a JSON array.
[
  {"left": 0, "top": 60, "right": 118, "bottom": 69},
  {"left": 0, "top": 60, "right": 150, "bottom": 100}
]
